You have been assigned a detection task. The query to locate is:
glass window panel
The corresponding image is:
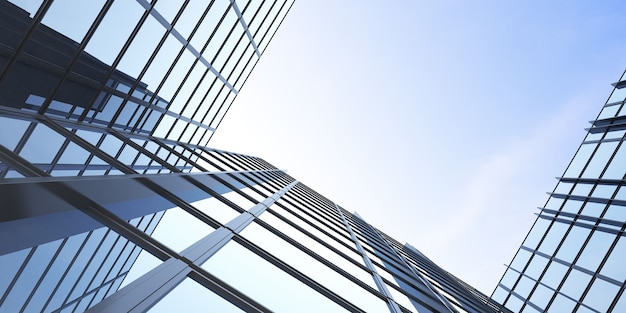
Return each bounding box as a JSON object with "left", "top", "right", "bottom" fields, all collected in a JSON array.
[
  {"left": 1, "top": 238, "right": 63, "bottom": 312},
  {"left": 537, "top": 222, "right": 568, "bottom": 256},
  {"left": 540, "top": 261, "right": 568, "bottom": 289},
  {"left": 491, "top": 286, "right": 509, "bottom": 304},
  {"left": 543, "top": 197, "right": 564, "bottom": 211},
  {"left": 603, "top": 142, "right": 626, "bottom": 179},
  {"left": 190, "top": 196, "right": 240, "bottom": 225},
  {"left": 597, "top": 104, "right": 620, "bottom": 119},
  {"left": 613, "top": 292, "right": 626, "bottom": 312},
  {"left": 202, "top": 8, "right": 238, "bottom": 64},
  {"left": 118, "top": 249, "right": 162, "bottom": 289},
  {"left": 509, "top": 249, "right": 532, "bottom": 271},
  {"left": 608, "top": 86, "right": 626, "bottom": 103},
  {"left": 85, "top": 1, "right": 144, "bottom": 66},
  {"left": 188, "top": 0, "right": 230, "bottom": 50},
  {"left": 600, "top": 236, "right": 626, "bottom": 282},
  {"left": 169, "top": 62, "right": 206, "bottom": 114},
  {"left": 555, "top": 226, "right": 590, "bottom": 264},
  {"left": 548, "top": 293, "right": 576, "bottom": 312},
  {"left": 171, "top": 0, "right": 208, "bottom": 40},
  {"left": 522, "top": 218, "right": 550, "bottom": 250},
  {"left": 604, "top": 203, "right": 626, "bottom": 221},
  {"left": 0, "top": 248, "right": 31, "bottom": 297},
  {"left": 513, "top": 275, "right": 536, "bottom": 299},
  {"left": 41, "top": 0, "right": 105, "bottom": 43},
  {"left": 117, "top": 16, "right": 165, "bottom": 79},
  {"left": 504, "top": 294, "right": 524, "bottom": 313},
  {"left": 572, "top": 183, "right": 593, "bottom": 197},
  {"left": 560, "top": 199, "right": 583, "bottom": 214},
  {"left": 220, "top": 189, "right": 256, "bottom": 210},
  {"left": 202, "top": 241, "right": 351, "bottom": 312},
  {"left": 386, "top": 283, "right": 417, "bottom": 313},
  {"left": 247, "top": 218, "right": 376, "bottom": 290},
  {"left": 19, "top": 123, "right": 66, "bottom": 164},
  {"left": 581, "top": 277, "right": 619, "bottom": 313},
  {"left": 149, "top": 206, "right": 217, "bottom": 253},
  {"left": 524, "top": 254, "right": 549, "bottom": 280},
  {"left": 529, "top": 284, "right": 553, "bottom": 311},
  {"left": 575, "top": 230, "right": 614, "bottom": 272},
  {"left": 7, "top": 0, "right": 41, "bottom": 16},
  {"left": 558, "top": 269, "right": 592, "bottom": 301},
  {"left": 0, "top": 117, "right": 30, "bottom": 150},
  {"left": 563, "top": 143, "right": 596, "bottom": 178},
  {"left": 499, "top": 268, "right": 520, "bottom": 289},
  {"left": 580, "top": 202, "right": 605, "bottom": 217},
  {"left": 209, "top": 94, "right": 235, "bottom": 129},
  {"left": 148, "top": 277, "right": 244, "bottom": 312},
  {"left": 582, "top": 141, "right": 618, "bottom": 178},
  {"left": 142, "top": 35, "right": 183, "bottom": 96},
  {"left": 152, "top": 0, "right": 185, "bottom": 25},
  {"left": 235, "top": 222, "right": 388, "bottom": 311},
  {"left": 591, "top": 184, "right": 616, "bottom": 199},
  {"left": 158, "top": 49, "right": 196, "bottom": 103}
]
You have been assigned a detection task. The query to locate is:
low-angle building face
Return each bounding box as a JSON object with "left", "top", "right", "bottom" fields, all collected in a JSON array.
[
  {"left": 493, "top": 71, "right": 626, "bottom": 312},
  {"left": 1, "top": 1, "right": 625, "bottom": 313}
]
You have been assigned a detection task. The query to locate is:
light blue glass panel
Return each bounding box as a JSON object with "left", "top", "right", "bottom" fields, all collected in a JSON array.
[
  {"left": 0, "top": 248, "right": 31, "bottom": 297},
  {"left": 117, "top": 15, "right": 165, "bottom": 79},
  {"left": 19, "top": 123, "right": 65, "bottom": 164},
  {"left": 580, "top": 202, "right": 605, "bottom": 217},
  {"left": 257, "top": 0, "right": 291, "bottom": 53},
  {"left": 149, "top": 206, "right": 216, "bottom": 252},
  {"left": 118, "top": 250, "right": 162, "bottom": 290},
  {"left": 513, "top": 275, "right": 536, "bottom": 299},
  {"left": 613, "top": 292, "right": 626, "bottom": 312},
  {"left": 25, "top": 233, "right": 88, "bottom": 312},
  {"left": 190, "top": 196, "right": 240, "bottom": 225},
  {"left": 581, "top": 278, "right": 619, "bottom": 313},
  {"left": 202, "top": 241, "right": 351, "bottom": 312},
  {"left": 524, "top": 254, "right": 549, "bottom": 280},
  {"left": 142, "top": 35, "right": 184, "bottom": 95},
  {"left": 526, "top": 285, "right": 554, "bottom": 308},
  {"left": 572, "top": 183, "right": 593, "bottom": 197},
  {"left": 491, "top": 286, "right": 509, "bottom": 304},
  {"left": 597, "top": 104, "right": 620, "bottom": 119},
  {"left": 202, "top": 8, "right": 239, "bottom": 64},
  {"left": 0, "top": 117, "right": 29, "bottom": 151},
  {"left": 188, "top": 0, "right": 230, "bottom": 51},
  {"left": 157, "top": 49, "right": 196, "bottom": 103},
  {"left": 209, "top": 93, "right": 236, "bottom": 129},
  {"left": 540, "top": 261, "right": 568, "bottom": 290},
  {"left": 1, "top": 239, "right": 63, "bottom": 312},
  {"left": 246, "top": 218, "right": 375, "bottom": 289},
  {"left": 543, "top": 197, "right": 564, "bottom": 211},
  {"left": 547, "top": 293, "right": 576, "bottom": 312},
  {"left": 509, "top": 249, "right": 532, "bottom": 272},
  {"left": 537, "top": 222, "right": 568, "bottom": 255},
  {"left": 582, "top": 142, "right": 619, "bottom": 178},
  {"left": 575, "top": 230, "right": 614, "bottom": 272},
  {"left": 41, "top": 0, "right": 105, "bottom": 43},
  {"left": 152, "top": 0, "right": 185, "bottom": 25},
  {"left": 555, "top": 226, "right": 590, "bottom": 264},
  {"left": 560, "top": 199, "right": 583, "bottom": 214},
  {"left": 505, "top": 294, "right": 524, "bottom": 312},
  {"left": 7, "top": 0, "right": 41, "bottom": 16},
  {"left": 600, "top": 236, "right": 626, "bottom": 282},
  {"left": 591, "top": 184, "right": 616, "bottom": 199},
  {"left": 608, "top": 87, "right": 626, "bottom": 103},
  {"left": 499, "top": 268, "right": 520, "bottom": 289},
  {"left": 169, "top": 62, "right": 207, "bottom": 115},
  {"left": 171, "top": 0, "right": 208, "bottom": 40},
  {"left": 563, "top": 143, "right": 597, "bottom": 178},
  {"left": 148, "top": 277, "right": 244, "bottom": 312},
  {"left": 559, "top": 269, "right": 592, "bottom": 301},
  {"left": 604, "top": 203, "right": 626, "bottom": 221},
  {"left": 85, "top": 1, "right": 144, "bottom": 66},
  {"left": 603, "top": 142, "right": 626, "bottom": 179},
  {"left": 233, "top": 48, "right": 259, "bottom": 90}
]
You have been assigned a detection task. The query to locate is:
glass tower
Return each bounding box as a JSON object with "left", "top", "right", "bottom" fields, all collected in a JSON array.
[
  {"left": 0, "top": 0, "right": 294, "bottom": 311},
  {"left": 493, "top": 70, "right": 626, "bottom": 312}
]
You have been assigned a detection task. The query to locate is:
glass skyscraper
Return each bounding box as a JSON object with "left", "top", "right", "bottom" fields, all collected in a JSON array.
[{"left": 493, "top": 70, "right": 626, "bottom": 312}]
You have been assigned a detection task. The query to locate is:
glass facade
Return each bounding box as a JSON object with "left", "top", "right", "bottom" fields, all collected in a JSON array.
[
  {"left": 0, "top": 0, "right": 294, "bottom": 311},
  {"left": 493, "top": 70, "right": 626, "bottom": 312}
]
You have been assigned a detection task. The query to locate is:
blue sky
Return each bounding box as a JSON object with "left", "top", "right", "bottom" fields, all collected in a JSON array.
[{"left": 210, "top": 0, "right": 626, "bottom": 294}]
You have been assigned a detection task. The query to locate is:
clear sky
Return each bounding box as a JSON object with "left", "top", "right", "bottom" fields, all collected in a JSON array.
[{"left": 210, "top": 0, "right": 626, "bottom": 295}]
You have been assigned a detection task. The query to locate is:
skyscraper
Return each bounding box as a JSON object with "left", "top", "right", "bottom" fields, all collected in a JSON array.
[
  {"left": 492, "top": 70, "right": 626, "bottom": 312},
  {"left": 0, "top": 0, "right": 295, "bottom": 311}
]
